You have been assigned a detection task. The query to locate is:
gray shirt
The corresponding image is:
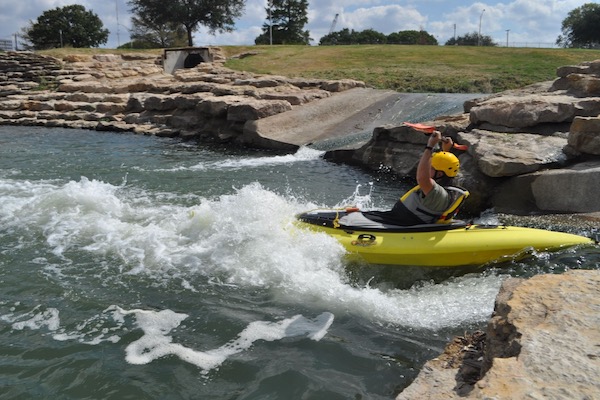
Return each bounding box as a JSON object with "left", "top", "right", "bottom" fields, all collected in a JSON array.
[{"left": 420, "top": 182, "right": 451, "bottom": 212}]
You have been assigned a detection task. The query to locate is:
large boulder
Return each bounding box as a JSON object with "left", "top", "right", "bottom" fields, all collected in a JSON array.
[
  {"left": 458, "top": 129, "right": 570, "bottom": 178},
  {"left": 227, "top": 98, "right": 292, "bottom": 121},
  {"left": 396, "top": 270, "right": 600, "bottom": 400},
  {"left": 492, "top": 160, "right": 600, "bottom": 214},
  {"left": 552, "top": 73, "right": 600, "bottom": 97},
  {"left": 469, "top": 94, "right": 600, "bottom": 129},
  {"left": 552, "top": 60, "right": 600, "bottom": 96},
  {"left": 350, "top": 124, "right": 427, "bottom": 175},
  {"left": 568, "top": 116, "right": 600, "bottom": 155}
]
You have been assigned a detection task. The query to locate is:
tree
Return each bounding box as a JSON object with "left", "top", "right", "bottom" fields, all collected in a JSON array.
[
  {"left": 355, "top": 29, "right": 387, "bottom": 44},
  {"left": 557, "top": 3, "right": 600, "bottom": 48},
  {"left": 129, "top": 14, "right": 188, "bottom": 48},
  {"left": 320, "top": 28, "right": 438, "bottom": 46},
  {"left": 21, "top": 5, "right": 108, "bottom": 50},
  {"left": 128, "top": 0, "right": 245, "bottom": 47},
  {"left": 319, "top": 28, "right": 385, "bottom": 45},
  {"left": 445, "top": 32, "right": 496, "bottom": 46},
  {"left": 255, "top": 0, "right": 310, "bottom": 44},
  {"left": 319, "top": 28, "right": 354, "bottom": 45},
  {"left": 387, "top": 30, "right": 438, "bottom": 45}
]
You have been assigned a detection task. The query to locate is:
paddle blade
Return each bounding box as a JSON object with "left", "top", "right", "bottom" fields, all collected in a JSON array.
[
  {"left": 405, "top": 122, "right": 469, "bottom": 150},
  {"left": 403, "top": 122, "right": 436, "bottom": 134}
]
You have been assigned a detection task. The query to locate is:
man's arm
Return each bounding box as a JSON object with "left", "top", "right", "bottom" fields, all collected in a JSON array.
[{"left": 417, "top": 131, "right": 441, "bottom": 194}]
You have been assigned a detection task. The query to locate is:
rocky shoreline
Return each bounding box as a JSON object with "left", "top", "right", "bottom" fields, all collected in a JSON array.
[
  {"left": 0, "top": 49, "right": 365, "bottom": 143},
  {"left": 1, "top": 49, "right": 599, "bottom": 216},
  {"left": 326, "top": 64, "right": 600, "bottom": 216},
  {"left": 1, "top": 48, "right": 599, "bottom": 399},
  {"left": 396, "top": 269, "right": 600, "bottom": 399}
]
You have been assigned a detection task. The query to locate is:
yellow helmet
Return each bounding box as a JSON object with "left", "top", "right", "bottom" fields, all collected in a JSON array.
[{"left": 431, "top": 152, "right": 460, "bottom": 177}]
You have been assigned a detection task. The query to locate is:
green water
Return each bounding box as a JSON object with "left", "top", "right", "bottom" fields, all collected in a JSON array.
[{"left": 0, "top": 126, "right": 598, "bottom": 399}]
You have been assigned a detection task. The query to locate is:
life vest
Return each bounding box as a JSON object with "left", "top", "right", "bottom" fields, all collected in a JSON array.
[{"left": 397, "top": 185, "right": 469, "bottom": 224}]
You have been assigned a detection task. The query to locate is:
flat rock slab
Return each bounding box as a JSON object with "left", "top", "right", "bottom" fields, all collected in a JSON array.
[
  {"left": 242, "top": 89, "right": 476, "bottom": 150},
  {"left": 242, "top": 88, "right": 398, "bottom": 150}
]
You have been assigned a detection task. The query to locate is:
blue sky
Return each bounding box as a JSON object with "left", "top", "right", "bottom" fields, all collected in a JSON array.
[{"left": 0, "top": 0, "right": 595, "bottom": 48}]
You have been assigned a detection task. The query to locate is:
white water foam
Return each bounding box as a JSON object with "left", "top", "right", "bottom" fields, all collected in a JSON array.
[
  {"left": 1, "top": 305, "right": 60, "bottom": 331},
  {"left": 1, "top": 304, "right": 334, "bottom": 373},
  {"left": 119, "top": 307, "right": 334, "bottom": 371},
  {"left": 0, "top": 175, "right": 503, "bottom": 330},
  {"left": 146, "top": 146, "right": 325, "bottom": 172},
  {"left": 210, "top": 146, "right": 324, "bottom": 170}
]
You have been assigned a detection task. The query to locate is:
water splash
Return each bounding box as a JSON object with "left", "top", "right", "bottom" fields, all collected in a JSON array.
[
  {"left": 335, "top": 182, "right": 377, "bottom": 210},
  {"left": 0, "top": 175, "right": 503, "bottom": 329},
  {"left": 141, "top": 146, "right": 325, "bottom": 172},
  {"left": 210, "top": 146, "right": 324, "bottom": 170}
]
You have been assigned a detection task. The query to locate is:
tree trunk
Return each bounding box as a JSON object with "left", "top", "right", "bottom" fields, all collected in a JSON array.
[{"left": 186, "top": 26, "right": 193, "bottom": 47}]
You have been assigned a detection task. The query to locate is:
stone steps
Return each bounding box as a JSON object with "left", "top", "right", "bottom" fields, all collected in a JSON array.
[{"left": 0, "top": 50, "right": 365, "bottom": 145}]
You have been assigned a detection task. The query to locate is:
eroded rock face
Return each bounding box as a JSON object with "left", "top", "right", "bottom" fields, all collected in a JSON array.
[{"left": 396, "top": 270, "right": 600, "bottom": 400}]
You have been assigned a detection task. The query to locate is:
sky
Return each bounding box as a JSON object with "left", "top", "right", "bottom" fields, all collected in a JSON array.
[{"left": 0, "top": 0, "right": 596, "bottom": 49}]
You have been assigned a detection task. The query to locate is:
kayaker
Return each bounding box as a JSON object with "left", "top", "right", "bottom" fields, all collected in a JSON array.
[{"left": 388, "top": 130, "right": 462, "bottom": 225}]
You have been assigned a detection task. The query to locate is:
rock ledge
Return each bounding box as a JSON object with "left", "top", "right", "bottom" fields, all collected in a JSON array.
[{"left": 396, "top": 270, "right": 600, "bottom": 399}]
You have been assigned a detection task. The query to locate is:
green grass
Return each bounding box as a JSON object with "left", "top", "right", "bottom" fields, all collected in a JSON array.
[
  {"left": 222, "top": 45, "right": 600, "bottom": 93},
  {"left": 40, "top": 45, "right": 600, "bottom": 94}
]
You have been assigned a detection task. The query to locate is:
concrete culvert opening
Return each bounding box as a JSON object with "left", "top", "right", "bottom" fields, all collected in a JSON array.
[
  {"left": 184, "top": 53, "right": 204, "bottom": 68},
  {"left": 163, "top": 47, "right": 213, "bottom": 74}
]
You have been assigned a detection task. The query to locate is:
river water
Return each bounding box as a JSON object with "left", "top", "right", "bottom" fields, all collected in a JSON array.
[{"left": 0, "top": 125, "right": 598, "bottom": 399}]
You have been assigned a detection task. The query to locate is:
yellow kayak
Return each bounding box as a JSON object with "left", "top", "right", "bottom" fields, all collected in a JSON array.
[{"left": 296, "top": 209, "right": 595, "bottom": 267}]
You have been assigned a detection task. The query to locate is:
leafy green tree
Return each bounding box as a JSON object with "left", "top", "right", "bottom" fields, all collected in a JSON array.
[
  {"left": 557, "top": 3, "right": 600, "bottom": 48},
  {"left": 355, "top": 29, "right": 387, "bottom": 44},
  {"left": 387, "top": 30, "right": 438, "bottom": 45},
  {"left": 21, "top": 5, "right": 108, "bottom": 50},
  {"left": 129, "top": 14, "right": 188, "bottom": 48},
  {"left": 255, "top": 0, "right": 310, "bottom": 44},
  {"left": 320, "top": 28, "right": 387, "bottom": 45},
  {"left": 128, "top": 0, "right": 245, "bottom": 47},
  {"left": 319, "top": 28, "right": 354, "bottom": 45},
  {"left": 320, "top": 28, "right": 438, "bottom": 46},
  {"left": 445, "top": 32, "right": 496, "bottom": 46}
]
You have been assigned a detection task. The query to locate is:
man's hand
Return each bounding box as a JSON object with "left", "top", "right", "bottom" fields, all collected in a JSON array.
[
  {"left": 427, "top": 131, "right": 442, "bottom": 148},
  {"left": 441, "top": 136, "right": 454, "bottom": 152}
]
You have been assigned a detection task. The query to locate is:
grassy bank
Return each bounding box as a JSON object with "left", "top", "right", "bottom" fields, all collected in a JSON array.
[
  {"left": 222, "top": 45, "right": 600, "bottom": 93},
  {"left": 41, "top": 45, "right": 600, "bottom": 94}
]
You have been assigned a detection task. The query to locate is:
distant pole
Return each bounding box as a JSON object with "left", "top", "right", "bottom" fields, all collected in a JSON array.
[
  {"left": 505, "top": 29, "right": 510, "bottom": 47},
  {"left": 14, "top": 33, "right": 18, "bottom": 51},
  {"left": 478, "top": 9, "right": 485, "bottom": 46},
  {"left": 116, "top": 0, "right": 120, "bottom": 48}
]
